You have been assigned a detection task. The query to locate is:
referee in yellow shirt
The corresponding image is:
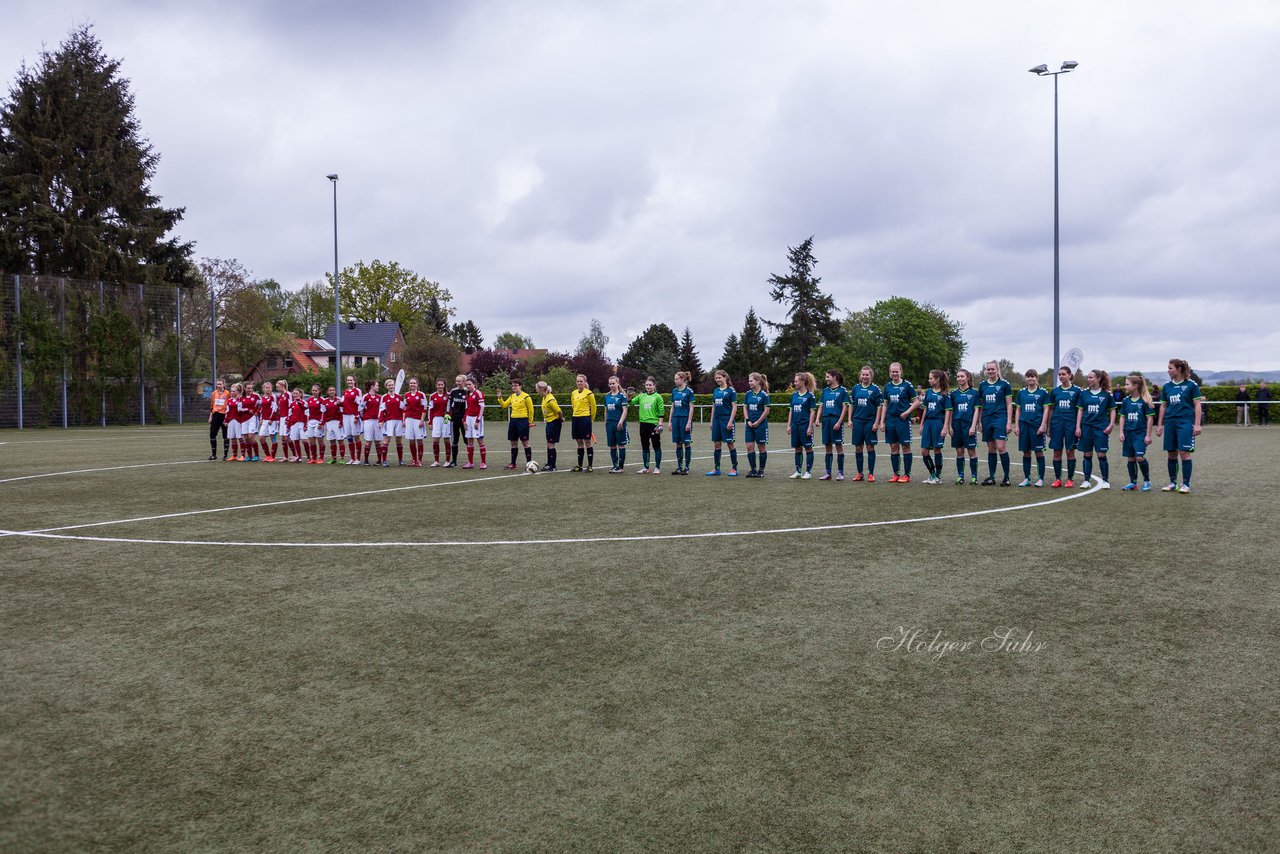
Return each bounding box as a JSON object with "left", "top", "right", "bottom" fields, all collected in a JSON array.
[
  {"left": 498, "top": 379, "right": 536, "bottom": 469},
  {"left": 536, "top": 380, "right": 564, "bottom": 471},
  {"left": 570, "top": 373, "right": 597, "bottom": 472}
]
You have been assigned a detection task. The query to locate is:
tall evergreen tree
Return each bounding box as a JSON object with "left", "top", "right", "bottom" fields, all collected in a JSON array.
[
  {"left": 451, "top": 320, "right": 483, "bottom": 352},
  {"left": 619, "top": 323, "right": 679, "bottom": 371},
  {"left": 0, "top": 25, "right": 191, "bottom": 282},
  {"left": 718, "top": 333, "right": 745, "bottom": 376},
  {"left": 738, "top": 307, "right": 771, "bottom": 373},
  {"left": 677, "top": 327, "right": 705, "bottom": 383},
  {"left": 424, "top": 295, "right": 451, "bottom": 335},
  {"left": 765, "top": 236, "right": 840, "bottom": 374}
]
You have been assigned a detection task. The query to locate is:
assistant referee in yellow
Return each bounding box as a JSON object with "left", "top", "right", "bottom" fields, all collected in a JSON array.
[
  {"left": 498, "top": 378, "right": 536, "bottom": 470},
  {"left": 570, "top": 373, "right": 597, "bottom": 472}
]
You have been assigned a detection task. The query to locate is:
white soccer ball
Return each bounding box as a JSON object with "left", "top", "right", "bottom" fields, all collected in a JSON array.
[{"left": 525, "top": 460, "right": 541, "bottom": 474}]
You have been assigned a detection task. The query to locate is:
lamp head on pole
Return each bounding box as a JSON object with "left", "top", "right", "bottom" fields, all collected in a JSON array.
[
  {"left": 1060, "top": 60, "right": 1078, "bottom": 71},
  {"left": 326, "top": 173, "right": 338, "bottom": 182},
  {"left": 1028, "top": 64, "right": 1049, "bottom": 75}
]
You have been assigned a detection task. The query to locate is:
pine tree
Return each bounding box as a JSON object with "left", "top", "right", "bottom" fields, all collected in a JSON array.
[
  {"left": 738, "top": 307, "right": 771, "bottom": 374},
  {"left": 451, "top": 320, "right": 483, "bottom": 352},
  {"left": 425, "top": 295, "right": 451, "bottom": 335},
  {"left": 718, "top": 333, "right": 745, "bottom": 376},
  {"left": 677, "top": 327, "right": 705, "bottom": 383},
  {"left": 766, "top": 236, "right": 840, "bottom": 375},
  {"left": 0, "top": 25, "right": 191, "bottom": 282}
]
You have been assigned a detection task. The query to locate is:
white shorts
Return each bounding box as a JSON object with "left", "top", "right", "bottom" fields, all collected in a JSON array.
[
  {"left": 431, "top": 415, "right": 450, "bottom": 439},
  {"left": 258, "top": 419, "right": 277, "bottom": 437},
  {"left": 324, "top": 421, "right": 342, "bottom": 441},
  {"left": 383, "top": 419, "right": 404, "bottom": 438},
  {"left": 289, "top": 423, "right": 305, "bottom": 442},
  {"left": 226, "top": 419, "right": 242, "bottom": 439},
  {"left": 307, "top": 419, "right": 322, "bottom": 439},
  {"left": 404, "top": 418, "right": 425, "bottom": 440},
  {"left": 363, "top": 419, "right": 383, "bottom": 443},
  {"left": 278, "top": 418, "right": 288, "bottom": 435},
  {"left": 244, "top": 416, "right": 258, "bottom": 434},
  {"left": 343, "top": 414, "right": 359, "bottom": 438},
  {"left": 464, "top": 415, "right": 484, "bottom": 439}
]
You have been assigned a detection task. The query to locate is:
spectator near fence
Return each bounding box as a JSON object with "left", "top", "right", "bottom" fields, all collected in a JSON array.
[
  {"left": 1258, "top": 381, "right": 1272, "bottom": 426},
  {"left": 1235, "top": 384, "right": 1251, "bottom": 426},
  {"left": 208, "top": 379, "right": 230, "bottom": 460}
]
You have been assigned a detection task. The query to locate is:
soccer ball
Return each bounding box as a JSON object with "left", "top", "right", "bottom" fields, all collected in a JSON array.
[{"left": 525, "top": 460, "right": 541, "bottom": 474}]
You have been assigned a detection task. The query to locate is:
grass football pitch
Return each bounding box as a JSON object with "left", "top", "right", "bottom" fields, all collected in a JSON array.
[{"left": 1, "top": 424, "right": 1276, "bottom": 852}]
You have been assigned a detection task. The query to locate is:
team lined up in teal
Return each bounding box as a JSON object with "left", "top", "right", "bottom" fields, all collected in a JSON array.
[{"left": 619, "top": 358, "right": 1203, "bottom": 493}]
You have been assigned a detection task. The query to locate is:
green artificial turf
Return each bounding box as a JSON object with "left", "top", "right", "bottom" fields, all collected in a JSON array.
[{"left": 1, "top": 424, "right": 1277, "bottom": 852}]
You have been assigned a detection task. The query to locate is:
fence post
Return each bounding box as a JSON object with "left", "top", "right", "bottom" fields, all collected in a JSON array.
[
  {"left": 14, "top": 275, "right": 22, "bottom": 430},
  {"left": 60, "top": 278, "right": 68, "bottom": 429},
  {"left": 138, "top": 283, "right": 146, "bottom": 426},
  {"left": 211, "top": 283, "right": 218, "bottom": 384},
  {"left": 98, "top": 281, "right": 106, "bottom": 427},
  {"left": 176, "top": 285, "right": 183, "bottom": 425}
]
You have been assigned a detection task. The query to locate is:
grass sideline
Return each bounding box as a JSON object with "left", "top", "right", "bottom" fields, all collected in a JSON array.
[{"left": 1, "top": 424, "right": 1277, "bottom": 851}]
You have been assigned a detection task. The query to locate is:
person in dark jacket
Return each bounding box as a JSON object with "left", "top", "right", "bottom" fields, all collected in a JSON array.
[
  {"left": 1257, "top": 381, "right": 1272, "bottom": 426},
  {"left": 1236, "top": 384, "right": 1251, "bottom": 426}
]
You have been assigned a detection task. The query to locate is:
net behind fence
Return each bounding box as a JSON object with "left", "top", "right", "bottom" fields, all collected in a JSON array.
[{"left": 0, "top": 274, "right": 208, "bottom": 429}]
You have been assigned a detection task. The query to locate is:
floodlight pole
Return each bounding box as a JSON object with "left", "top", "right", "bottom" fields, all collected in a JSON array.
[
  {"left": 328, "top": 174, "right": 342, "bottom": 382},
  {"left": 1030, "top": 61, "right": 1077, "bottom": 375}
]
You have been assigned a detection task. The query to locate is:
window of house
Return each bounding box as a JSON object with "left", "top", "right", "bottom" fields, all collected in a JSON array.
[
  {"left": 267, "top": 356, "right": 278, "bottom": 369},
  {"left": 354, "top": 356, "right": 363, "bottom": 367},
  {"left": 284, "top": 357, "right": 294, "bottom": 369}
]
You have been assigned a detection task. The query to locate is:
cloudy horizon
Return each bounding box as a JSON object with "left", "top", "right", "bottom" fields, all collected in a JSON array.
[{"left": 5, "top": 0, "right": 1278, "bottom": 373}]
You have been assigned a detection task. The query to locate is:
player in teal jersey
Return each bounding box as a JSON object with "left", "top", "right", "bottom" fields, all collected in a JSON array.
[
  {"left": 1155, "top": 358, "right": 1203, "bottom": 493},
  {"left": 1011, "top": 369, "right": 1050, "bottom": 487},
  {"left": 787, "top": 372, "right": 818, "bottom": 478},
  {"left": 1043, "top": 366, "right": 1083, "bottom": 487},
  {"left": 902, "top": 369, "right": 952, "bottom": 483},
  {"left": 668, "top": 371, "right": 696, "bottom": 475},
  {"left": 706, "top": 369, "right": 739, "bottom": 476},
  {"left": 883, "top": 362, "right": 916, "bottom": 483},
  {"left": 743, "top": 372, "right": 772, "bottom": 477},
  {"left": 818, "top": 370, "right": 850, "bottom": 480},
  {"left": 1118, "top": 373, "right": 1156, "bottom": 491},
  {"left": 950, "top": 369, "right": 980, "bottom": 484},
  {"left": 1074, "top": 370, "right": 1115, "bottom": 488},
  {"left": 849, "top": 366, "right": 885, "bottom": 481},
  {"left": 976, "top": 361, "right": 1014, "bottom": 485},
  {"left": 603, "top": 375, "right": 630, "bottom": 473}
]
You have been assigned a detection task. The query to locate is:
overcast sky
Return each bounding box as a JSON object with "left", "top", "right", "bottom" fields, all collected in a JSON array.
[{"left": 6, "top": 0, "right": 1278, "bottom": 372}]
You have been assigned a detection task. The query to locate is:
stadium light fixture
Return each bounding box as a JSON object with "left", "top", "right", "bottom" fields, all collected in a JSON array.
[
  {"left": 1028, "top": 60, "right": 1078, "bottom": 374},
  {"left": 327, "top": 174, "right": 341, "bottom": 381}
]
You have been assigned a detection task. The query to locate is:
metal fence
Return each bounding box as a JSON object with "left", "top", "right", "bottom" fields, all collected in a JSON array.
[{"left": 0, "top": 274, "right": 209, "bottom": 429}]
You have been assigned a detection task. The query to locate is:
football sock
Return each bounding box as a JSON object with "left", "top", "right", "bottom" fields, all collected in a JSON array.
[
  {"left": 467, "top": 446, "right": 474, "bottom": 463},
  {"left": 855, "top": 451, "right": 864, "bottom": 473},
  {"left": 1067, "top": 458, "right": 1077, "bottom": 480},
  {"left": 825, "top": 452, "right": 833, "bottom": 475},
  {"left": 610, "top": 448, "right": 618, "bottom": 467},
  {"left": 903, "top": 454, "right": 912, "bottom": 476},
  {"left": 805, "top": 450, "right": 815, "bottom": 471},
  {"left": 1082, "top": 455, "right": 1093, "bottom": 480},
  {"left": 748, "top": 451, "right": 757, "bottom": 472},
  {"left": 729, "top": 448, "right": 738, "bottom": 470},
  {"left": 1138, "top": 459, "right": 1149, "bottom": 481},
  {"left": 618, "top": 448, "right": 626, "bottom": 468},
  {"left": 587, "top": 448, "right": 594, "bottom": 466},
  {"left": 1036, "top": 454, "right": 1045, "bottom": 478},
  {"left": 479, "top": 446, "right": 486, "bottom": 464},
  {"left": 1054, "top": 459, "right": 1062, "bottom": 479},
  {"left": 969, "top": 457, "right": 978, "bottom": 477},
  {"left": 758, "top": 450, "right": 766, "bottom": 471},
  {"left": 1168, "top": 458, "right": 1178, "bottom": 482},
  {"left": 923, "top": 455, "right": 935, "bottom": 475},
  {"left": 988, "top": 452, "right": 997, "bottom": 477},
  {"left": 511, "top": 448, "right": 519, "bottom": 466},
  {"left": 1099, "top": 457, "right": 1109, "bottom": 481},
  {"left": 714, "top": 448, "right": 722, "bottom": 470},
  {"left": 890, "top": 453, "right": 901, "bottom": 475},
  {"left": 794, "top": 451, "right": 803, "bottom": 471},
  {"left": 957, "top": 457, "right": 965, "bottom": 477},
  {"left": 433, "top": 440, "right": 440, "bottom": 461},
  {"left": 1127, "top": 461, "right": 1138, "bottom": 482},
  {"left": 654, "top": 447, "right": 662, "bottom": 468},
  {"left": 1000, "top": 452, "right": 1010, "bottom": 478},
  {"left": 934, "top": 452, "right": 943, "bottom": 475},
  {"left": 524, "top": 447, "right": 532, "bottom": 462},
  {"left": 1023, "top": 456, "right": 1031, "bottom": 478},
  {"left": 837, "top": 453, "right": 845, "bottom": 475},
  {"left": 867, "top": 449, "right": 876, "bottom": 474},
  {"left": 577, "top": 448, "right": 584, "bottom": 467},
  {"left": 1182, "top": 459, "right": 1192, "bottom": 485}
]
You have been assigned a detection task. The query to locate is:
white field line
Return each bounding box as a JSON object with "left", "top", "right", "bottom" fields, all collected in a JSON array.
[{"left": 0, "top": 449, "right": 1105, "bottom": 546}]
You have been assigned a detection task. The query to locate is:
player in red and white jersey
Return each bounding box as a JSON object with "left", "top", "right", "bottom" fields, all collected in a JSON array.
[
  {"left": 286, "top": 388, "right": 308, "bottom": 462},
  {"left": 305, "top": 384, "right": 325, "bottom": 463},
  {"left": 224, "top": 384, "right": 243, "bottom": 460},
  {"left": 379, "top": 379, "right": 405, "bottom": 467},
  {"left": 239, "top": 387, "right": 261, "bottom": 460},
  {"left": 401, "top": 377, "right": 428, "bottom": 466},
  {"left": 321, "top": 386, "right": 344, "bottom": 463},
  {"left": 360, "top": 380, "right": 382, "bottom": 465},
  {"left": 462, "top": 377, "right": 487, "bottom": 469},
  {"left": 256, "top": 382, "right": 278, "bottom": 461},
  {"left": 341, "top": 374, "right": 362, "bottom": 464},
  {"left": 275, "top": 381, "right": 292, "bottom": 461},
  {"left": 428, "top": 378, "right": 452, "bottom": 466}
]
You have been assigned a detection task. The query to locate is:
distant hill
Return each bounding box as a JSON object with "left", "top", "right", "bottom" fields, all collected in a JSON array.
[{"left": 1110, "top": 370, "right": 1280, "bottom": 384}]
